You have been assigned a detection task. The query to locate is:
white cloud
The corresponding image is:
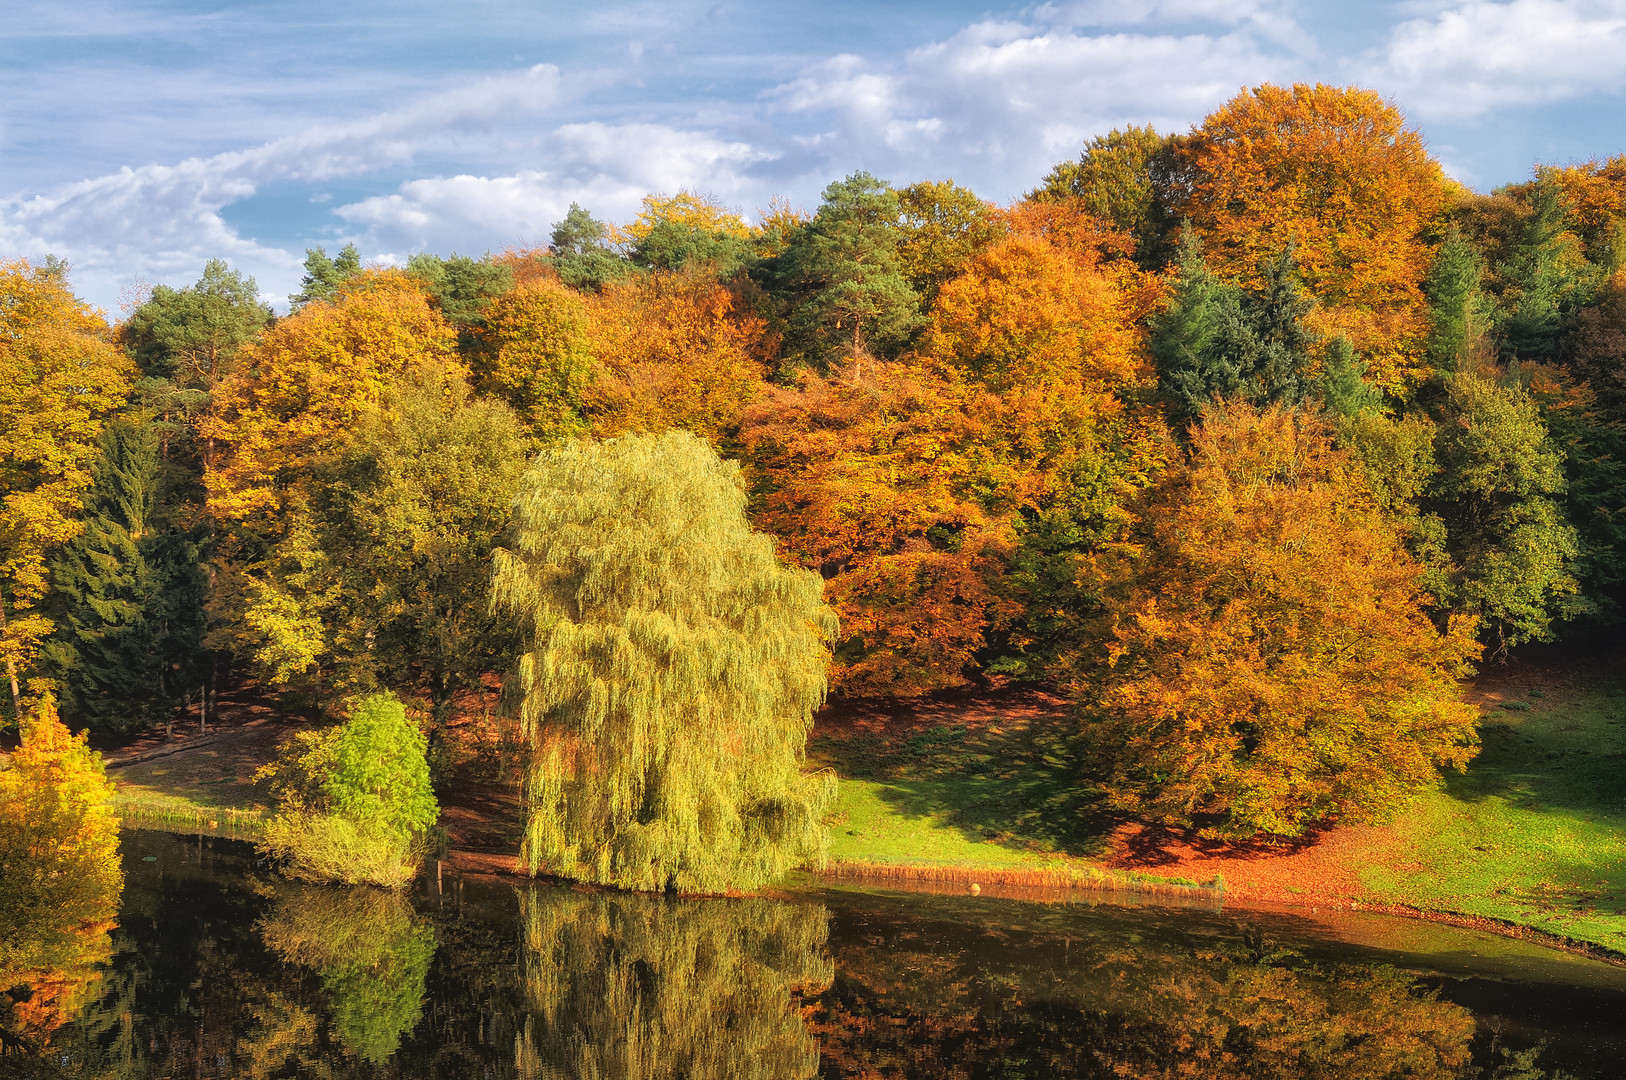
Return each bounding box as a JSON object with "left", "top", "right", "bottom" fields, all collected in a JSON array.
[
  {"left": 1366, "top": 0, "right": 1626, "bottom": 119},
  {"left": 0, "top": 65, "right": 566, "bottom": 308},
  {"left": 335, "top": 122, "right": 773, "bottom": 253},
  {"left": 769, "top": 19, "right": 1295, "bottom": 198}
]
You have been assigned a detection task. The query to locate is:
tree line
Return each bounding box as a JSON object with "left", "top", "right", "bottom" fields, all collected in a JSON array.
[{"left": 6, "top": 81, "right": 1626, "bottom": 855}]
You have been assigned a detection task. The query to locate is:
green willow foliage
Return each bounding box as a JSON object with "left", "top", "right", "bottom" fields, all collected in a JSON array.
[
  {"left": 492, "top": 430, "right": 838, "bottom": 893},
  {"left": 518, "top": 889, "right": 831, "bottom": 1080}
]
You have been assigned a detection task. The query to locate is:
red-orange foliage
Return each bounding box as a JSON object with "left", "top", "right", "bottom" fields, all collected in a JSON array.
[
  {"left": 1180, "top": 84, "right": 1453, "bottom": 393},
  {"left": 1082, "top": 402, "right": 1481, "bottom": 838},
  {"left": 585, "top": 269, "right": 771, "bottom": 439},
  {"left": 743, "top": 208, "right": 1165, "bottom": 695},
  {"left": 743, "top": 366, "right": 1017, "bottom": 696}
]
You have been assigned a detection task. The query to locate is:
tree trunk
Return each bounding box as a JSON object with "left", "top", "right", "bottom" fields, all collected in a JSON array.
[{"left": 0, "top": 586, "right": 20, "bottom": 718}]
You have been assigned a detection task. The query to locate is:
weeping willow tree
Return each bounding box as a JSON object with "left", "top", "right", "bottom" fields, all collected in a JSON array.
[
  {"left": 492, "top": 430, "right": 838, "bottom": 893},
  {"left": 517, "top": 889, "right": 831, "bottom": 1079}
]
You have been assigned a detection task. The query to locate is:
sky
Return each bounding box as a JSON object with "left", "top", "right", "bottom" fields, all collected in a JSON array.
[{"left": 4, "top": 0, "right": 1626, "bottom": 311}]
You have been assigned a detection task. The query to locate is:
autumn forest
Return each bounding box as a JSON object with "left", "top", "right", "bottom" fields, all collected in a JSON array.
[{"left": 8, "top": 79, "right": 1626, "bottom": 866}]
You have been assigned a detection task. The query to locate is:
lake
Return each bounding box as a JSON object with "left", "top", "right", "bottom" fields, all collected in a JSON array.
[{"left": 7, "top": 828, "right": 1625, "bottom": 1078}]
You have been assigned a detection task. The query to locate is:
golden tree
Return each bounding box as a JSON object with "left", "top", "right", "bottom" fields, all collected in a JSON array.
[
  {"left": 203, "top": 269, "right": 459, "bottom": 534},
  {"left": 0, "top": 693, "right": 122, "bottom": 1041},
  {"left": 1081, "top": 403, "right": 1481, "bottom": 838},
  {"left": 201, "top": 270, "right": 462, "bottom": 683},
  {"left": 473, "top": 276, "right": 595, "bottom": 441},
  {"left": 492, "top": 431, "right": 836, "bottom": 892},
  {"left": 0, "top": 261, "right": 132, "bottom": 713},
  {"left": 585, "top": 268, "right": 770, "bottom": 440}
]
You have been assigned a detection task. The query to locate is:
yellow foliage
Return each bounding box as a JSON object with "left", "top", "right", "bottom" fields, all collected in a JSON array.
[
  {"left": 608, "top": 190, "right": 752, "bottom": 247},
  {"left": 203, "top": 269, "right": 460, "bottom": 533},
  {"left": 1181, "top": 83, "right": 1452, "bottom": 394},
  {"left": 585, "top": 269, "right": 770, "bottom": 439},
  {"left": 0, "top": 693, "right": 122, "bottom": 1039},
  {"left": 0, "top": 261, "right": 133, "bottom": 697},
  {"left": 474, "top": 277, "right": 594, "bottom": 440}
]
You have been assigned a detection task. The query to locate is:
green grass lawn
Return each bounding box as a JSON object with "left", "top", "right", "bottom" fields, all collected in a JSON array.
[
  {"left": 810, "top": 709, "right": 1220, "bottom": 892},
  {"left": 812, "top": 713, "right": 1109, "bottom": 869},
  {"left": 1360, "top": 675, "right": 1626, "bottom": 952}
]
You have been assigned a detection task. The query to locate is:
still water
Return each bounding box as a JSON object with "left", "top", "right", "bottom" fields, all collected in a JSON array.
[{"left": 6, "top": 828, "right": 1626, "bottom": 1078}]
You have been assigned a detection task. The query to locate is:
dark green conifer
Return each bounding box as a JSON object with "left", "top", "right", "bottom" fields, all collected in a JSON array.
[
  {"left": 42, "top": 420, "right": 205, "bottom": 731},
  {"left": 770, "top": 171, "right": 923, "bottom": 369}
]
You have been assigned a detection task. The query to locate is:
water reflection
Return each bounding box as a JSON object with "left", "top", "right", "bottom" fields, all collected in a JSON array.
[
  {"left": 516, "top": 891, "right": 833, "bottom": 1079},
  {"left": 258, "top": 885, "right": 437, "bottom": 1063},
  {"left": 813, "top": 921, "right": 1482, "bottom": 1078},
  {"left": 5, "top": 832, "right": 1620, "bottom": 1078}
]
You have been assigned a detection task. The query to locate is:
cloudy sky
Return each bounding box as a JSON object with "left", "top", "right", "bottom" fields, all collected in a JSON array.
[{"left": 4, "top": 0, "right": 1626, "bottom": 310}]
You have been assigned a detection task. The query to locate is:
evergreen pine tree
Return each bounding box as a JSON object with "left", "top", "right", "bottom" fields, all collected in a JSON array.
[
  {"left": 1318, "top": 336, "right": 1381, "bottom": 417},
  {"left": 1245, "top": 243, "right": 1317, "bottom": 406},
  {"left": 1500, "top": 187, "right": 1570, "bottom": 364},
  {"left": 771, "top": 171, "right": 923, "bottom": 369},
  {"left": 41, "top": 420, "right": 205, "bottom": 731},
  {"left": 491, "top": 430, "right": 837, "bottom": 893},
  {"left": 291, "top": 244, "right": 363, "bottom": 309},
  {"left": 1423, "top": 226, "right": 1486, "bottom": 372},
  {"left": 547, "top": 203, "right": 632, "bottom": 291},
  {"left": 1151, "top": 231, "right": 1314, "bottom": 420}
]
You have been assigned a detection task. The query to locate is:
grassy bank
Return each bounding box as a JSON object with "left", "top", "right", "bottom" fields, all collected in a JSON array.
[
  {"left": 808, "top": 696, "right": 1220, "bottom": 895},
  {"left": 1360, "top": 671, "right": 1626, "bottom": 953},
  {"left": 812, "top": 668, "right": 1626, "bottom": 953},
  {"left": 109, "top": 733, "right": 273, "bottom": 837}
]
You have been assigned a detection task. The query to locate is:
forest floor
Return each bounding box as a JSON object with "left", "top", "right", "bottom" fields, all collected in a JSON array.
[{"left": 99, "top": 645, "right": 1626, "bottom": 952}]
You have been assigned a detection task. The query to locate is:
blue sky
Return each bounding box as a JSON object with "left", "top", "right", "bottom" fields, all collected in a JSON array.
[{"left": 5, "top": 0, "right": 1626, "bottom": 310}]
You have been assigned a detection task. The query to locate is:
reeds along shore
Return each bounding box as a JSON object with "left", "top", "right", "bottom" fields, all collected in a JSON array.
[{"left": 818, "top": 858, "right": 1227, "bottom": 900}]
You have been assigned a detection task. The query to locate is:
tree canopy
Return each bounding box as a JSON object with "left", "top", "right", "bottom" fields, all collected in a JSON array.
[{"left": 492, "top": 430, "right": 837, "bottom": 892}]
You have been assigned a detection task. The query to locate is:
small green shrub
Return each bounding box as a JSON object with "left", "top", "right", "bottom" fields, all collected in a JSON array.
[
  {"left": 255, "top": 693, "right": 438, "bottom": 888},
  {"left": 259, "top": 812, "right": 420, "bottom": 888}
]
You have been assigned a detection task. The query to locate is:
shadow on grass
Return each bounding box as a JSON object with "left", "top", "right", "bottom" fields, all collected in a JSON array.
[
  {"left": 812, "top": 702, "right": 1119, "bottom": 859},
  {"left": 1438, "top": 690, "right": 1626, "bottom": 821}
]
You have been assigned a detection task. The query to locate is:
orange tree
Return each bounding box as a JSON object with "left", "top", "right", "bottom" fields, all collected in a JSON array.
[
  {"left": 0, "top": 261, "right": 132, "bottom": 716},
  {"left": 584, "top": 268, "right": 771, "bottom": 440},
  {"left": 0, "top": 692, "right": 122, "bottom": 1040},
  {"left": 742, "top": 204, "right": 1166, "bottom": 695},
  {"left": 1077, "top": 402, "right": 1480, "bottom": 838},
  {"left": 1179, "top": 83, "right": 1453, "bottom": 394},
  {"left": 1538, "top": 156, "right": 1626, "bottom": 262}
]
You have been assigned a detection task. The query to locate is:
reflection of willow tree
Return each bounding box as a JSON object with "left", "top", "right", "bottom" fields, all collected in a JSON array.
[
  {"left": 810, "top": 914, "right": 1562, "bottom": 1080},
  {"left": 516, "top": 888, "right": 833, "bottom": 1080},
  {"left": 258, "top": 885, "right": 437, "bottom": 1064},
  {"left": 0, "top": 693, "right": 122, "bottom": 1049}
]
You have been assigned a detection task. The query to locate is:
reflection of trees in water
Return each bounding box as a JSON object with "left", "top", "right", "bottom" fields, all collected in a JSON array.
[
  {"left": 515, "top": 888, "right": 833, "bottom": 1080},
  {"left": 258, "top": 885, "right": 437, "bottom": 1064},
  {"left": 811, "top": 916, "right": 1562, "bottom": 1080}
]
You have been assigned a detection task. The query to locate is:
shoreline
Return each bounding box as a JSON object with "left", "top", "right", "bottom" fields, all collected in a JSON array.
[{"left": 122, "top": 816, "right": 1626, "bottom": 970}]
